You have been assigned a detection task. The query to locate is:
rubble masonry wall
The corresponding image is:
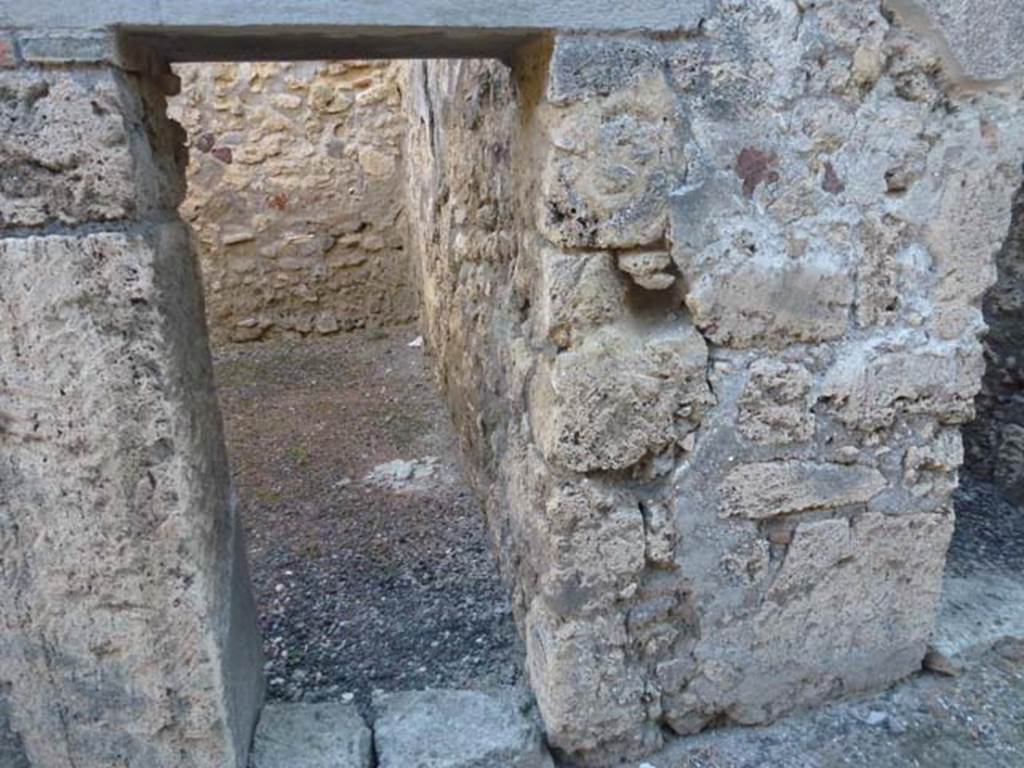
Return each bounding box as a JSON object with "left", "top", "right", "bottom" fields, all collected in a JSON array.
[
  {"left": 403, "top": 4, "right": 1024, "bottom": 764},
  {"left": 169, "top": 61, "right": 415, "bottom": 344}
]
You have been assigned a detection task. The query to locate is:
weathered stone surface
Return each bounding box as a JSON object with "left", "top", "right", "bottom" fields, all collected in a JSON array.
[
  {"left": 821, "top": 340, "right": 984, "bottom": 430},
  {"left": 530, "top": 324, "right": 710, "bottom": 473},
  {"left": 737, "top": 359, "right": 815, "bottom": 444},
  {"left": 0, "top": 227, "right": 262, "bottom": 767},
  {"left": 18, "top": 31, "right": 117, "bottom": 64},
  {"left": 672, "top": 222, "right": 856, "bottom": 348},
  {"left": 925, "top": 168, "right": 1013, "bottom": 340},
  {"left": 250, "top": 703, "right": 371, "bottom": 768},
  {"left": 616, "top": 250, "right": 675, "bottom": 290},
  {"left": 884, "top": 0, "right": 1024, "bottom": 83},
  {"left": 537, "top": 69, "right": 682, "bottom": 249},
  {"left": 524, "top": 607, "right": 654, "bottom": 761},
  {"left": 722, "top": 461, "right": 888, "bottom": 520},
  {"left": 0, "top": 66, "right": 185, "bottom": 228},
  {"left": 668, "top": 511, "right": 954, "bottom": 730},
  {"left": 169, "top": 61, "right": 414, "bottom": 343},
  {"left": 532, "top": 247, "right": 626, "bottom": 348},
  {"left": 373, "top": 689, "right": 554, "bottom": 768}
]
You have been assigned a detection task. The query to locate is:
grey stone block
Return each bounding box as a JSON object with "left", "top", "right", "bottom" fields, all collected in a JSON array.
[
  {"left": 17, "top": 32, "right": 117, "bottom": 64},
  {"left": 250, "top": 703, "right": 372, "bottom": 768},
  {"left": 373, "top": 689, "right": 554, "bottom": 768}
]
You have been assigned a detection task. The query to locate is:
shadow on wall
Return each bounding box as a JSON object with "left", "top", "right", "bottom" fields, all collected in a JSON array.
[
  {"left": 964, "top": 182, "right": 1024, "bottom": 502},
  {"left": 0, "top": 687, "right": 29, "bottom": 768},
  {"left": 168, "top": 61, "right": 417, "bottom": 344}
]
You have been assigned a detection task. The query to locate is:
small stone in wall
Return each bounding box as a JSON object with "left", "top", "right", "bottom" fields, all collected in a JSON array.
[
  {"left": 822, "top": 161, "right": 845, "bottom": 194},
  {"left": 530, "top": 324, "right": 711, "bottom": 473},
  {"left": 315, "top": 312, "right": 339, "bottom": 335},
  {"left": 195, "top": 132, "right": 216, "bottom": 153},
  {"left": 617, "top": 250, "right": 676, "bottom": 290},
  {"left": 211, "top": 146, "right": 233, "bottom": 164},
  {"left": 271, "top": 93, "right": 303, "bottom": 110},
  {"left": 737, "top": 359, "right": 815, "bottom": 444},
  {"left": 222, "top": 228, "right": 255, "bottom": 246},
  {"left": 358, "top": 146, "right": 395, "bottom": 176},
  {"left": 641, "top": 501, "right": 676, "bottom": 568},
  {"left": 721, "top": 461, "right": 887, "bottom": 520}
]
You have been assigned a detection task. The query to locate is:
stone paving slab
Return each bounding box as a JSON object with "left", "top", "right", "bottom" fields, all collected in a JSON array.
[
  {"left": 373, "top": 688, "right": 554, "bottom": 768},
  {"left": 250, "top": 702, "right": 372, "bottom": 768}
]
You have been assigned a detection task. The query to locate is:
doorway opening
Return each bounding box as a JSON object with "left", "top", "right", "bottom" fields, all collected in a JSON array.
[
  {"left": 948, "top": 182, "right": 1024, "bottom": 650},
  {"left": 166, "top": 59, "right": 520, "bottom": 712}
]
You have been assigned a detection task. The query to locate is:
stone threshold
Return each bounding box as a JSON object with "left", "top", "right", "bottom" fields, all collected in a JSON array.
[{"left": 249, "top": 687, "right": 555, "bottom": 768}]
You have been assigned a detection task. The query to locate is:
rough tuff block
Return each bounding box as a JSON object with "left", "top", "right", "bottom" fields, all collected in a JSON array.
[
  {"left": 529, "top": 324, "right": 711, "bottom": 473},
  {"left": 536, "top": 70, "right": 682, "bottom": 249},
  {"left": 0, "top": 227, "right": 262, "bottom": 768},
  {"left": 373, "top": 689, "right": 554, "bottom": 768},
  {"left": 0, "top": 66, "right": 185, "bottom": 229},
  {"left": 667, "top": 511, "right": 954, "bottom": 730},
  {"left": 250, "top": 703, "right": 372, "bottom": 768}
]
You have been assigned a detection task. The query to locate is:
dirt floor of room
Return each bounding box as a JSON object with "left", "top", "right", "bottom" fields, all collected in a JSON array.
[{"left": 212, "top": 326, "right": 520, "bottom": 715}]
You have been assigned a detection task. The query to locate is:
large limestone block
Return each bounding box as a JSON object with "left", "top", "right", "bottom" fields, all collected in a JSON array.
[
  {"left": 250, "top": 703, "right": 371, "bottom": 768},
  {"left": 671, "top": 511, "right": 953, "bottom": 729},
  {"left": 722, "top": 461, "right": 888, "bottom": 520},
  {"left": 529, "top": 324, "right": 711, "bottom": 473},
  {"left": 535, "top": 480, "right": 646, "bottom": 616},
  {"left": 821, "top": 339, "right": 983, "bottom": 430},
  {"left": 925, "top": 168, "right": 1013, "bottom": 340},
  {"left": 0, "top": 67, "right": 185, "bottom": 229},
  {"left": 0, "top": 228, "right": 261, "bottom": 768},
  {"left": 537, "top": 70, "right": 682, "bottom": 249},
  {"left": 523, "top": 606, "right": 653, "bottom": 762},
  {"left": 372, "top": 689, "right": 554, "bottom": 768},
  {"left": 669, "top": 193, "right": 855, "bottom": 349}
]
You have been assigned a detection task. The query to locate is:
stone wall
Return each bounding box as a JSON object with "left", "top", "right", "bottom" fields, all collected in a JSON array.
[
  {"left": 3, "top": 2, "right": 1024, "bottom": 766},
  {"left": 404, "top": 3, "right": 1024, "bottom": 764},
  {"left": 964, "top": 185, "right": 1024, "bottom": 501},
  {"left": 169, "top": 61, "right": 414, "bottom": 343},
  {"left": 1, "top": 59, "right": 264, "bottom": 768}
]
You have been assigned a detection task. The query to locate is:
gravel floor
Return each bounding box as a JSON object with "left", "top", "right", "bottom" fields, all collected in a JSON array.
[{"left": 212, "top": 327, "right": 520, "bottom": 715}]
